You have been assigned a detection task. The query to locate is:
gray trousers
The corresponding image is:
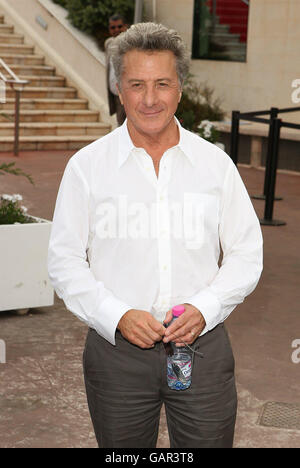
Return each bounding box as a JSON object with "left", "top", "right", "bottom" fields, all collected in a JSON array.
[{"left": 83, "top": 323, "right": 237, "bottom": 448}]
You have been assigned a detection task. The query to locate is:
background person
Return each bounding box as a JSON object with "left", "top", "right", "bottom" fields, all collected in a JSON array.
[{"left": 104, "top": 13, "right": 127, "bottom": 126}]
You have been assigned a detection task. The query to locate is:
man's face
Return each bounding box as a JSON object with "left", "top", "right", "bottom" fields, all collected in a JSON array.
[
  {"left": 117, "top": 49, "right": 182, "bottom": 137},
  {"left": 109, "top": 19, "right": 126, "bottom": 37}
]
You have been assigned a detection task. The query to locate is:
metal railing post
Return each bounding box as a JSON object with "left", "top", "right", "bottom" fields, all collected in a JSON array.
[
  {"left": 251, "top": 107, "right": 282, "bottom": 201},
  {"left": 230, "top": 110, "right": 240, "bottom": 165},
  {"left": 264, "top": 107, "right": 283, "bottom": 200},
  {"left": 0, "top": 58, "right": 28, "bottom": 157},
  {"left": 14, "top": 89, "right": 21, "bottom": 156},
  {"left": 260, "top": 118, "right": 286, "bottom": 226}
]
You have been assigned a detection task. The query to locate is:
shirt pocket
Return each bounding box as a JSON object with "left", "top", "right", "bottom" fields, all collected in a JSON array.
[{"left": 183, "top": 192, "right": 219, "bottom": 250}]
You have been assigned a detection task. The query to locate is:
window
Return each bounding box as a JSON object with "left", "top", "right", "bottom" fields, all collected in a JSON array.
[{"left": 192, "top": 0, "right": 249, "bottom": 62}]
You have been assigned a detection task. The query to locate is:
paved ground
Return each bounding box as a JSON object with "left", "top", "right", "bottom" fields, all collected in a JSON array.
[{"left": 0, "top": 149, "right": 299, "bottom": 448}]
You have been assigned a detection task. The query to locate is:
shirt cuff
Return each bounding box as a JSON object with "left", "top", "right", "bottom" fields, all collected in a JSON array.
[
  {"left": 93, "top": 295, "right": 132, "bottom": 346},
  {"left": 184, "top": 288, "right": 222, "bottom": 332}
]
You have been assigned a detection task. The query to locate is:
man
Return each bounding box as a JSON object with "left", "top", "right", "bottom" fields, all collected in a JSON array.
[
  {"left": 48, "top": 23, "right": 263, "bottom": 448},
  {"left": 104, "top": 14, "right": 127, "bottom": 126}
]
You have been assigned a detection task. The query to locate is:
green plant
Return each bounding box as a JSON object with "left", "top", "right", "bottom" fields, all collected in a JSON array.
[
  {"left": 0, "top": 163, "right": 35, "bottom": 225},
  {"left": 176, "top": 74, "right": 225, "bottom": 132},
  {"left": 0, "top": 162, "right": 34, "bottom": 185},
  {"left": 53, "top": 0, "right": 135, "bottom": 50},
  {"left": 0, "top": 194, "right": 35, "bottom": 225}
]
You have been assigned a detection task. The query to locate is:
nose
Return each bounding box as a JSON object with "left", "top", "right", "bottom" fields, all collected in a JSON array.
[{"left": 143, "top": 84, "right": 159, "bottom": 108}]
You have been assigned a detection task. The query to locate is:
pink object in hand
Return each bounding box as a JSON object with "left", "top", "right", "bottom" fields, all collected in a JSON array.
[{"left": 172, "top": 305, "right": 185, "bottom": 317}]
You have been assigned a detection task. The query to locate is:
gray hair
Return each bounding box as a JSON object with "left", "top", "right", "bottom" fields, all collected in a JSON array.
[{"left": 110, "top": 22, "right": 190, "bottom": 88}]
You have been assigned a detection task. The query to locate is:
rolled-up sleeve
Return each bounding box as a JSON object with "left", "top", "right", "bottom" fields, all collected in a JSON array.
[
  {"left": 186, "top": 159, "right": 263, "bottom": 333},
  {"left": 47, "top": 158, "right": 132, "bottom": 345}
]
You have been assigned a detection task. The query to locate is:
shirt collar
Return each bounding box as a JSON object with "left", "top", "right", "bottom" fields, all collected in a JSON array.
[
  {"left": 117, "top": 117, "right": 196, "bottom": 169},
  {"left": 175, "top": 117, "right": 197, "bottom": 167}
]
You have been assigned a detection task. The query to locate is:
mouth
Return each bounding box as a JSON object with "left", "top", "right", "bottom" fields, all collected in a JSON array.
[{"left": 140, "top": 110, "right": 162, "bottom": 117}]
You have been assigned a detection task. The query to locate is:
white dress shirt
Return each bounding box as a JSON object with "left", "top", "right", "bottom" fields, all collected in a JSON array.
[{"left": 48, "top": 119, "right": 263, "bottom": 345}]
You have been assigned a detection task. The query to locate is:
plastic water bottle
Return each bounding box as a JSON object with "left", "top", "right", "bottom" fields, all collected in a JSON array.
[{"left": 166, "top": 305, "right": 193, "bottom": 391}]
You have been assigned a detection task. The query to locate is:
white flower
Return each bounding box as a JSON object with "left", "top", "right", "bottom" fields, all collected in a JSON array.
[
  {"left": 198, "top": 120, "right": 214, "bottom": 130},
  {"left": 21, "top": 206, "right": 28, "bottom": 213},
  {"left": 199, "top": 120, "right": 209, "bottom": 127},
  {"left": 12, "top": 194, "right": 23, "bottom": 201},
  {"left": 1, "top": 194, "right": 13, "bottom": 201}
]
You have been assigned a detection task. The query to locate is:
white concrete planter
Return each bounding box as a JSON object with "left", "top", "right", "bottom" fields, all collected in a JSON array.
[{"left": 0, "top": 216, "right": 54, "bottom": 312}]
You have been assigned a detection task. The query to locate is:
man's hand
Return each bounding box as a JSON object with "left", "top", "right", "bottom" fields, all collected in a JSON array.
[
  {"left": 163, "top": 303, "right": 206, "bottom": 346},
  {"left": 117, "top": 309, "right": 166, "bottom": 349}
]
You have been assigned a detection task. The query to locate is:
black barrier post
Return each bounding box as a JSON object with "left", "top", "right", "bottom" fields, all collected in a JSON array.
[
  {"left": 230, "top": 111, "right": 240, "bottom": 165},
  {"left": 252, "top": 107, "right": 282, "bottom": 201},
  {"left": 260, "top": 118, "right": 286, "bottom": 226}
]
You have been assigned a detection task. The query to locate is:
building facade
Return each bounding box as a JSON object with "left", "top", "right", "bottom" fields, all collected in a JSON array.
[{"left": 144, "top": 0, "right": 300, "bottom": 123}]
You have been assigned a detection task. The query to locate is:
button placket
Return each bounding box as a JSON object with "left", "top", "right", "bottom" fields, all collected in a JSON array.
[
  {"left": 156, "top": 169, "right": 172, "bottom": 320},
  {"left": 134, "top": 150, "right": 158, "bottom": 188}
]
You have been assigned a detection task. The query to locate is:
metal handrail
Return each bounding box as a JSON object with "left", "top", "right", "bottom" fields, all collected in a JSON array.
[{"left": 0, "top": 58, "right": 29, "bottom": 156}]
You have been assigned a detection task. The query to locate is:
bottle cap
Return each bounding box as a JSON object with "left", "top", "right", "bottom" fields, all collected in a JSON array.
[{"left": 172, "top": 305, "right": 185, "bottom": 317}]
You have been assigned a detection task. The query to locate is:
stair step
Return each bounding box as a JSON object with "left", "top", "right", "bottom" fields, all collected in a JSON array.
[
  {"left": 1, "top": 98, "right": 88, "bottom": 110},
  {"left": 0, "top": 32, "right": 24, "bottom": 44},
  {"left": 0, "top": 24, "right": 14, "bottom": 34},
  {"left": 5, "top": 86, "right": 77, "bottom": 99},
  {"left": 0, "top": 10, "right": 111, "bottom": 152},
  {"left": 2, "top": 74, "right": 65, "bottom": 87},
  {"left": 209, "top": 32, "right": 241, "bottom": 44},
  {"left": 212, "top": 41, "right": 246, "bottom": 52},
  {"left": 3, "top": 64, "right": 55, "bottom": 76},
  {"left": 0, "top": 109, "right": 99, "bottom": 122},
  {"left": 0, "top": 53, "right": 45, "bottom": 65},
  {"left": 211, "top": 24, "right": 230, "bottom": 34},
  {"left": 0, "top": 43, "right": 34, "bottom": 55},
  {"left": 211, "top": 51, "right": 246, "bottom": 62},
  {"left": 0, "top": 134, "right": 107, "bottom": 151},
  {"left": 0, "top": 122, "right": 109, "bottom": 136}
]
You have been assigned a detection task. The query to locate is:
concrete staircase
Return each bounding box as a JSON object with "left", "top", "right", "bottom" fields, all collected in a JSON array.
[
  {"left": 0, "top": 12, "right": 111, "bottom": 151},
  {"left": 206, "top": 0, "right": 248, "bottom": 61}
]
